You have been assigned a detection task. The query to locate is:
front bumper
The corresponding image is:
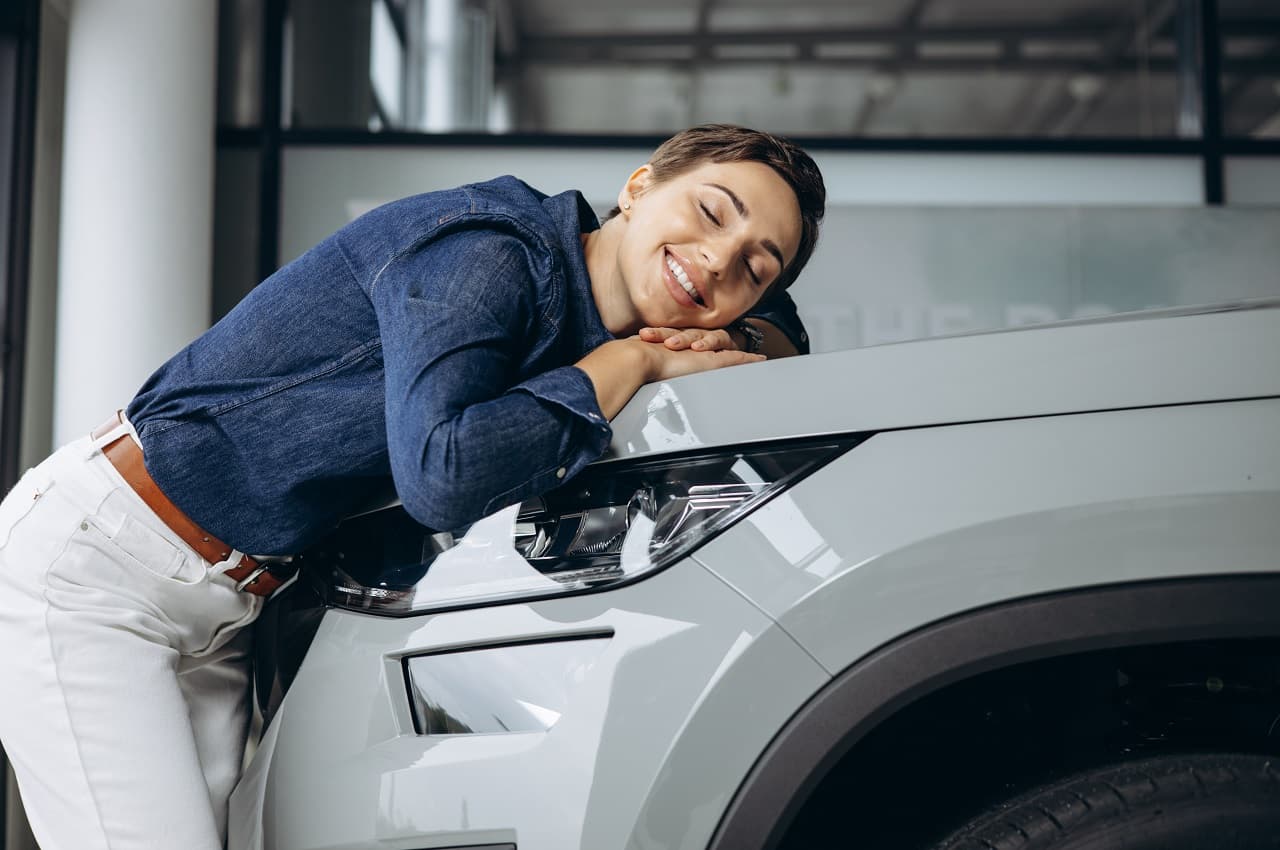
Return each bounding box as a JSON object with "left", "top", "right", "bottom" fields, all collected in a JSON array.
[{"left": 230, "top": 555, "right": 828, "bottom": 850}]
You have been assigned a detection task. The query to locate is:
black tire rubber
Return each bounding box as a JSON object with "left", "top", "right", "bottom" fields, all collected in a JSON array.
[{"left": 932, "top": 753, "right": 1280, "bottom": 850}]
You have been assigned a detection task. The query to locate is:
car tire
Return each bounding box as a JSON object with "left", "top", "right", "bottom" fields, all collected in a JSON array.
[{"left": 932, "top": 753, "right": 1280, "bottom": 850}]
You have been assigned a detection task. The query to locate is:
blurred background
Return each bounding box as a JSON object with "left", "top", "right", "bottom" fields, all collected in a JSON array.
[{"left": 1, "top": 1, "right": 1279, "bottom": 845}]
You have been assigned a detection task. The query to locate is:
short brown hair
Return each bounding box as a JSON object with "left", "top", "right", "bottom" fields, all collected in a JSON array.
[{"left": 610, "top": 124, "right": 826, "bottom": 291}]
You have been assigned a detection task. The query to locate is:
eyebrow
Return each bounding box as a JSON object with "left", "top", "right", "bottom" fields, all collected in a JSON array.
[{"left": 704, "top": 182, "right": 786, "bottom": 271}]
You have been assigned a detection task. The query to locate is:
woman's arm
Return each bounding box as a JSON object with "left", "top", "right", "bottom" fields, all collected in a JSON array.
[
  {"left": 374, "top": 230, "right": 612, "bottom": 530},
  {"left": 575, "top": 338, "right": 765, "bottom": 420},
  {"left": 373, "top": 228, "right": 765, "bottom": 531}
]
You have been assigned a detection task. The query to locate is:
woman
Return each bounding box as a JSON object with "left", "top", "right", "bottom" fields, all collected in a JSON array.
[{"left": 0, "top": 124, "right": 825, "bottom": 850}]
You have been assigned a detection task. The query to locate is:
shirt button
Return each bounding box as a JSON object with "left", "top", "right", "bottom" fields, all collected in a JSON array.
[
  {"left": 800, "top": 332, "right": 808, "bottom": 342},
  {"left": 556, "top": 467, "right": 567, "bottom": 479}
]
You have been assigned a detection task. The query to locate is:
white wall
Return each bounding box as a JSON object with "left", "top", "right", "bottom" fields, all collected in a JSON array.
[
  {"left": 794, "top": 205, "right": 1280, "bottom": 349},
  {"left": 279, "top": 146, "right": 1204, "bottom": 263},
  {"left": 275, "top": 146, "right": 1251, "bottom": 353}
]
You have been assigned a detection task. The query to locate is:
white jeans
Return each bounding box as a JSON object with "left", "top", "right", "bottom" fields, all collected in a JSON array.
[{"left": 0, "top": 433, "right": 263, "bottom": 850}]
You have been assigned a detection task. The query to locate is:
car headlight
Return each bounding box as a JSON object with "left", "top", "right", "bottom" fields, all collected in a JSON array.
[{"left": 311, "top": 437, "right": 861, "bottom": 616}]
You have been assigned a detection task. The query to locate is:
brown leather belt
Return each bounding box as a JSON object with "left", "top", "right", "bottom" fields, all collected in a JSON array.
[{"left": 91, "top": 412, "right": 286, "bottom": 597}]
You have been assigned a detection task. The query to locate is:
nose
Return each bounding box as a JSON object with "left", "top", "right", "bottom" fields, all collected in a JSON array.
[{"left": 699, "top": 233, "right": 738, "bottom": 279}]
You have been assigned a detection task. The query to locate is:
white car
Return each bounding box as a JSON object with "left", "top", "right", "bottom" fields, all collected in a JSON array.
[{"left": 231, "top": 301, "right": 1280, "bottom": 850}]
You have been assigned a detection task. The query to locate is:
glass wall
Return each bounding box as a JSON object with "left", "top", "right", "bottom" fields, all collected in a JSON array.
[
  {"left": 1220, "top": 0, "right": 1280, "bottom": 138},
  {"left": 211, "top": 148, "right": 262, "bottom": 320},
  {"left": 264, "top": 0, "right": 1219, "bottom": 137},
  {"left": 213, "top": 0, "right": 1280, "bottom": 343},
  {"left": 0, "top": 0, "right": 38, "bottom": 490},
  {"left": 1225, "top": 156, "right": 1280, "bottom": 203}
]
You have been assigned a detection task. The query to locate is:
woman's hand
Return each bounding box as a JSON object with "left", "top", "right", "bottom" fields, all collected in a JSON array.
[
  {"left": 638, "top": 326, "right": 739, "bottom": 352},
  {"left": 636, "top": 334, "right": 765, "bottom": 382},
  {"left": 636, "top": 326, "right": 765, "bottom": 381},
  {"left": 575, "top": 336, "right": 765, "bottom": 421},
  {"left": 642, "top": 320, "right": 802, "bottom": 359}
]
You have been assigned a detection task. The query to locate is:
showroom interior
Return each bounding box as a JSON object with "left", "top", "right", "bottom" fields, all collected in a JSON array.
[{"left": 1, "top": 1, "right": 1279, "bottom": 847}]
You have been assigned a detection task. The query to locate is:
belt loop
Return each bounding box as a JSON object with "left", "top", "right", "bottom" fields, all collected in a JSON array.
[
  {"left": 89, "top": 411, "right": 130, "bottom": 454},
  {"left": 89, "top": 411, "right": 143, "bottom": 458},
  {"left": 121, "top": 413, "right": 143, "bottom": 447},
  {"left": 212, "top": 549, "right": 246, "bottom": 576}
]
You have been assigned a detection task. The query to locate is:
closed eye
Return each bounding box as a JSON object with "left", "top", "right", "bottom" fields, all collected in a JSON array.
[
  {"left": 743, "top": 257, "right": 761, "bottom": 286},
  {"left": 699, "top": 202, "right": 721, "bottom": 227}
]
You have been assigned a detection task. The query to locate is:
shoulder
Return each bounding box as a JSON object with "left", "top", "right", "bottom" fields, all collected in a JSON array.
[
  {"left": 455, "top": 176, "right": 560, "bottom": 242},
  {"left": 360, "top": 177, "right": 573, "bottom": 322},
  {"left": 425, "top": 176, "right": 570, "bottom": 306},
  {"left": 340, "top": 176, "right": 554, "bottom": 257},
  {"left": 381, "top": 176, "right": 561, "bottom": 269},
  {"left": 373, "top": 226, "right": 547, "bottom": 304}
]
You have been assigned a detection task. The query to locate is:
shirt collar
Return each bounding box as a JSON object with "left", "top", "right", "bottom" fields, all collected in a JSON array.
[{"left": 543, "top": 188, "right": 614, "bottom": 356}]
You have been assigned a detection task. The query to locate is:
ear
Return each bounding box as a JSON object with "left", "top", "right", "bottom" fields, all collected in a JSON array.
[{"left": 617, "top": 164, "right": 654, "bottom": 217}]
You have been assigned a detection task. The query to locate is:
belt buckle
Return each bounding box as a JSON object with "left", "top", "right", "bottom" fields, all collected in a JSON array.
[
  {"left": 234, "top": 564, "right": 271, "bottom": 593},
  {"left": 235, "top": 557, "right": 298, "bottom": 597}
]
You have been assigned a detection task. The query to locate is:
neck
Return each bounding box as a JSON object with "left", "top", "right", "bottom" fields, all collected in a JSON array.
[{"left": 581, "top": 219, "right": 640, "bottom": 338}]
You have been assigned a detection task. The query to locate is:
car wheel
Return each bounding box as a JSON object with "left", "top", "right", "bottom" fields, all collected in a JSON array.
[{"left": 932, "top": 753, "right": 1280, "bottom": 850}]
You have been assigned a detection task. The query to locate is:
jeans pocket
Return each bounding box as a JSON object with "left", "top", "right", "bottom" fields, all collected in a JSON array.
[{"left": 93, "top": 514, "right": 207, "bottom": 585}]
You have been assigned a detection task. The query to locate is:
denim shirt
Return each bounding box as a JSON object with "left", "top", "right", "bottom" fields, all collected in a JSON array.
[{"left": 127, "top": 176, "right": 809, "bottom": 555}]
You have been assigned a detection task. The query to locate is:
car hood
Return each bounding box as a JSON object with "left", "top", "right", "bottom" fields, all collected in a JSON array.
[{"left": 601, "top": 300, "right": 1280, "bottom": 464}]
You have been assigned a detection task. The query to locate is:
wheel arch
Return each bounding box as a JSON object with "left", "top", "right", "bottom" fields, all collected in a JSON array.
[{"left": 707, "top": 574, "right": 1280, "bottom": 850}]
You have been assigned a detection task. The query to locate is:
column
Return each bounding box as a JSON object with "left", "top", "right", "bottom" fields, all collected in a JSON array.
[{"left": 53, "top": 0, "right": 216, "bottom": 445}]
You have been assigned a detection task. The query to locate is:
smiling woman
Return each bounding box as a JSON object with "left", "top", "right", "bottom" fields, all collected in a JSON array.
[
  {"left": 584, "top": 124, "right": 825, "bottom": 372},
  {"left": 588, "top": 160, "right": 802, "bottom": 333},
  {"left": 600, "top": 123, "right": 825, "bottom": 291},
  {"left": 0, "top": 123, "right": 824, "bottom": 850},
  {"left": 577, "top": 125, "right": 825, "bottom": 416}
]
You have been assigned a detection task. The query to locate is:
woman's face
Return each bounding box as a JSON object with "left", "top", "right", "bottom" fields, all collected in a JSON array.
[{"left": 612, "top": 159, "right": 802, "bottom": 331}]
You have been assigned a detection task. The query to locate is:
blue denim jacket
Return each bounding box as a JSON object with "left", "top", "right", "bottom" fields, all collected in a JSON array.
[{"left": 127, "top": 176, "right": 809, "bottom": 555}]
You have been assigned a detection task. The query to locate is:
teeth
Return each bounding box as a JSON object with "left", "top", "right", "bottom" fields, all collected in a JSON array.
[{"left": 666, "top": 255, "right": 703, "bottom": 305}]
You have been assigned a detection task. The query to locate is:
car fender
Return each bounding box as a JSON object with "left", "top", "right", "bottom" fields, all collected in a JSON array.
[
  {"left": 693, "top": 397, "right": 1280, "bottom": 674},
  {"left": 706, "top": 574, "right": 1280, "bottom": 850}
]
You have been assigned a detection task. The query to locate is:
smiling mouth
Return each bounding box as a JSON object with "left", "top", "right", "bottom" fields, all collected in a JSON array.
[{"left": 665, "top": 252, "right": 705, "bottom": 307}]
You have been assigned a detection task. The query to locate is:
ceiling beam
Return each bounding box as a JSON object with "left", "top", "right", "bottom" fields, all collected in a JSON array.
[
  {"left": 511, "top": 21, "right": 1280, "bottom": 73},
  {"left": 849, "top": 0, "right": 934, "bottom": 134},
  {"left": 516, "top": 20, "right": 1277, "bottom": 56},
  {"left": 1030, "top": 1, "right": 1185, "bottom": 137},
  {"left": 504, "top": 52, "right": 1279, "bottom": 75}
]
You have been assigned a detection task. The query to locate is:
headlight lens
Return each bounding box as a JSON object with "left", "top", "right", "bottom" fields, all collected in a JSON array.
[{"left": 313, "top": 437, "right": 859, "bottom": 616}]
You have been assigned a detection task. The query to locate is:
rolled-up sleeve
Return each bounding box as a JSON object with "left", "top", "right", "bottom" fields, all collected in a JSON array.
[
  {"left": 744, "top": 288, "right": 811, "bottom": 355},
  {"left": 370, "top": 225, "right": 611, "bottom": 531}
]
